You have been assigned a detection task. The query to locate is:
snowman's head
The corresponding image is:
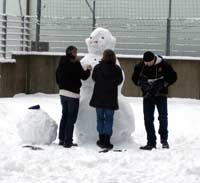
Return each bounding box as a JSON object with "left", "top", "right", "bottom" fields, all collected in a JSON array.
[{"left": 86, "top": 27, "right": 116, "bottom": 55}]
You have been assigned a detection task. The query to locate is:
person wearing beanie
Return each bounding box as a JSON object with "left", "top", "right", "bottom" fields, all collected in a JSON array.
[
  {"left": 56, "top": 45, "right": 92, "bottom": 148},
  {"left": 143, "top": 51, "right": 155, "bottom": 62},
  {"left": 132, "top": 51, "right": 177, "bottom": 150}
]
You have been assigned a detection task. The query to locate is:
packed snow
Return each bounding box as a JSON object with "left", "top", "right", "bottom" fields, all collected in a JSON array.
[
  {"left": 17, "top": 107, "right": 58, "bottom": 145},
  {"left": 0, "top": 93, "right": 200, "bottom": 183}
]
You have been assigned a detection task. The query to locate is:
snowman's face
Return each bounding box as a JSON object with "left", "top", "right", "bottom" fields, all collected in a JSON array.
[{"left": 86, "top": 28, "right": 116, "bottom": 55}]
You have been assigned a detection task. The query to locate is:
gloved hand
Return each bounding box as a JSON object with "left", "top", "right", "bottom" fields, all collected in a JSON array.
[
  {"left": 152, "top": 79, "right": 165, "bottom": 91},
  {"left": 138, "top": 78, "right": 152, "bottom": 92},
  {"left": 144, "top": 79, "right": 165, "bottom": 98}
]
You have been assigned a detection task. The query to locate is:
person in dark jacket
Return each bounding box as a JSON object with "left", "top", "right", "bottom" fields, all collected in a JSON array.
[
  {"left": 90, "top": 49, "right": 123, "bottom": 149},
  {"left": 56, "top": 45, "right": 92, "bottom": 148},
  {"left": 132, "top": 51, "right": 177, "bottom": 150}
]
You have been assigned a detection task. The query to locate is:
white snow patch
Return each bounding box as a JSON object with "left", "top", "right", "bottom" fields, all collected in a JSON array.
[
  {"left": 0, "top": 94, "right": 200, "bottom": 183},
  {"left": 17, "top": 108, "right": 58, "bottom": 145}
]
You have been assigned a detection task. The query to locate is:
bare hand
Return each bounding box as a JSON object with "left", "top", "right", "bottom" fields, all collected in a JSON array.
[{"left": 86, "top": 64, "right": 92, "bottom": 71}]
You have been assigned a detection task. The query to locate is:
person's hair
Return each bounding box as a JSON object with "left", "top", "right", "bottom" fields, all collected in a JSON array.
[
  {"left": 65, "top": 45, "right": 77, "bottom": 57},
  {"left": 102, "top": 49, "right": 116, "bottom": 64}
]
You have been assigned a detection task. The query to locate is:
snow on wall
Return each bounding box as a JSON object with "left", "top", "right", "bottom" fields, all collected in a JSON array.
[{"left": 10, "top": 51, "right": 200, "bottom": 61}]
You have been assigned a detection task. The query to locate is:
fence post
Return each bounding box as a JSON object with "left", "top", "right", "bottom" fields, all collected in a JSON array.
[
  {"left": 3, "top": 0, "right": 6, "bottom": 14},
  {"left": 2, "top": 0, "right": 7, "bottom": 58},
  {"left": 85, "top": 0, "right": 96, "bottom": 30},
  {"left": 26, "top": 0, "right": 31, "bottom": 51},
  {"left": 166, "top": 0, "right": 172, "bottom": 56},
  {"left": 20, "top": 16, "right": 25, "bottom": 51},
  {"left": 18, "top": 0, "right": 23, "bottom": 16},
  {"left": 1, "top": 15, "right": 7, "bottom": 58},
  {"left": 92, "top": 0, "right": 96, "bottom": 30},
  {"left": 35, "top": 0, "right": 41, "bottom": 51}
]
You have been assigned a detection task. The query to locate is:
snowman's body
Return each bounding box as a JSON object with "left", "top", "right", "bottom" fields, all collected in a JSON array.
[{"left": 75, "top": 28, "right": 135, "bottom": 143}]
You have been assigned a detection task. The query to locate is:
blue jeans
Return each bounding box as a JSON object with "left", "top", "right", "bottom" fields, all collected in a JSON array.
[
  {"left": 96, "top": 108, "right": 114, "bottom": 136},
  {"left": 143, "top": 96, "right": 168, "bottom": 145},
  {"left": 59, "top": 96, "right": 79, "bottom": 144}
]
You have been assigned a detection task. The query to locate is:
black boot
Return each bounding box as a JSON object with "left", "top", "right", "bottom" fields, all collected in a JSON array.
[
  {"left": 104, "top": 135, "right": 113, "bottom": 149},
  {"left": 161, "top": 141, "right": 169, "bottom": 149},
  {"left": 96, "top": 134, "right": 105, "bottom": 148},
  {"left": 59, "top": 140, "right": 64, "bottom": 146},
  {"left": 140, "top": 143, "right": 156, "bottom": 150},
  {"left": 63, "top": 142, "right": 78, "bottom": 148}
]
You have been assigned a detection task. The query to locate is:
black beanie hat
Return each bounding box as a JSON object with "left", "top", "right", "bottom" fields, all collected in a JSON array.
[
  {"left": 143, "top": 51, "right": 155, "bottom": 62},
  {"left": 66, "top": 45, "right": 77, "bottom": 56}
]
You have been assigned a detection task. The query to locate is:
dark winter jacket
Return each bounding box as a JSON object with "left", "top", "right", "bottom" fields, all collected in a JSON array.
[
  {"left": 132, "top": 55, "right": 177, "bottom": 96},
  {"left": 89, "top": 61, "right": 123, "bottom": 110},
  {"left": 56, "top": 56, "right": 90, "bottom": 94}
]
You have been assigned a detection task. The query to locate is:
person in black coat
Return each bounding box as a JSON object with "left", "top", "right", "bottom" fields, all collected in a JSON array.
[
  {"left": 132, "top": 51, "right": 177, "bottom": 150},
  {"left": 56, "top": 45, "right": 92, "bottom": 148},
  {"left": 90, "top": 49, "right": 123, "bottom": 149}
]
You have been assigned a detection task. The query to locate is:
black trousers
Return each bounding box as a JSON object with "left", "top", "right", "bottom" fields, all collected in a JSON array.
[
  {"left": 59, "top": 95, "right": 79, "bottom": 144},
  {"left": 143, "top": 96, "right": 168, "bottom": 145}
]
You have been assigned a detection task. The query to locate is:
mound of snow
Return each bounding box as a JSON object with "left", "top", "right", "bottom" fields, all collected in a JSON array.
[{"left": 17, "top": 108, "right": 58, "bottom": 145}]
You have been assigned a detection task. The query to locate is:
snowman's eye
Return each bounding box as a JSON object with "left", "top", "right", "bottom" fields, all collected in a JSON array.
[
  {"left": 101, "top": 37, "right": 104, "bottom": 39},
  {"left": 90, "top": 37, "right": 92, "bottom": 39}
]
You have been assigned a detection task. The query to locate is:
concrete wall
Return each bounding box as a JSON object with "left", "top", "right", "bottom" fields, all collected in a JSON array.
[
  {"left": 0, "top": 55, "right": 59, "bottom": 97},
  {"left": 0, "top": 53, "right": 200, "bottom": 99}
]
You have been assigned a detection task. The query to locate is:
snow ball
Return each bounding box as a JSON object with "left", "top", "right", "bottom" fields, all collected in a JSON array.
[{"left": 17, "top": 108, "right": 58, "bottom": 145}]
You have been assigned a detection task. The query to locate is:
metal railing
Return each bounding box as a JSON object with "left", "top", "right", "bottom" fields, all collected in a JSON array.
[{"left": 0, "top": 14, "right": 31, "bottom": 58}]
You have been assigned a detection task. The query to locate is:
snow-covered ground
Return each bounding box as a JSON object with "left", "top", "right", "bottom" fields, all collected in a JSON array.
[{"left": 0, "top": 93, "right": 200, "bottom": 183}]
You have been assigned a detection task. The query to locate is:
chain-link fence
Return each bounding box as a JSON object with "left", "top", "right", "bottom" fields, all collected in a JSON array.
[{"left": 1, "top": 0, "right": 200, "bottom": 58}]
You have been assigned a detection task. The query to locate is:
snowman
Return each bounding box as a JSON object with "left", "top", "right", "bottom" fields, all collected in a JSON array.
[{"left": 75, "top": 27, "right": 135, "bottom": 143}]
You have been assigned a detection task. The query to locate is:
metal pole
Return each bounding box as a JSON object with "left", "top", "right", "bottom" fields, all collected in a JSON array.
[
  {"left": 26, "top": 0, "right": 30, "bottom": 15},
  {"left": 92, "top": 0, "right": 96, "bottom": 30},
  {"left": 35, "top": 0, "right": 41, "bottom": 51},
  {"left": 18, "top": 0, "right": 23, "bottom": 16},
  {"left": 25, "top": 0, "right": 31, "bottom": 93},
  {"left": 18, "top": 0, "right": 24, "bottom": 51},
  {"left": 3, "top": 0, "right": 6, "bottom": 14},
  {"left": 25, "top": 0, "right": 31, "bottom": 51},
  {"left": 85, "top": 0, "right": 93, "bottom": 13},
  {"left": 2, "top": 0, "right": 7, "bottom": 58},
  {"left": 85, "top": 0, "right": 96, "bottom": 30},
  {"left": 166, "top": 0, "right": 172, "bottom": 56}
]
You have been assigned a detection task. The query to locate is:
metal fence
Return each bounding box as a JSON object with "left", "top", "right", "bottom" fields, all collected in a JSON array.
[
  {"left": 1, "top": 0, "right": 200, "bottom": 59},
  {"left": 0, "top": 14, "right": 31, "bottom": 58}
]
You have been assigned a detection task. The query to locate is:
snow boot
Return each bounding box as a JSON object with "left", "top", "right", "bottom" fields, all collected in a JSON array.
[
  {"left": 161, "top": 141, "right": 169, "bottom": 149},
  {"left": 63, "top": 142, "right": 78, "bottom": 148},
  {"left": 140, "top": 143, "right": 156, "bottom": 150},
  {"left": 59, "top": 140, "right": 64, "bottom": 146},
  {"left": 96, "top": 134, "right": 105, "bottom": 148},
  {"left": 104, "top": 135, "right": 113, "bottom": 149}
]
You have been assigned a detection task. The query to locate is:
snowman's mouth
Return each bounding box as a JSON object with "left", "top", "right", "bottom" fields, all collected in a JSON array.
[{"left": 90, "top": 43, "right": 98, "bottom": 47}]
